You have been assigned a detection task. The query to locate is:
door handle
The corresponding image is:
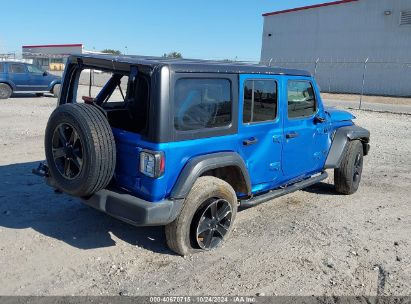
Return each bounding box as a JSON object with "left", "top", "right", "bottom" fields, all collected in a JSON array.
[
  {"left": 243, "top": 137, "right": 258, "bottom": 146},
  {"left": 286, "top": 132, "right": 299, "bottom": 139},
  {"left": 314, "top": 115, "right": 326, "bottom": 124}
]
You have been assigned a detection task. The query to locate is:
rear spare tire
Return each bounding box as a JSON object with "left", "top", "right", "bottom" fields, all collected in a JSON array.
[{"left": 44, "top": 103, "right": 116, "bottom": 197}]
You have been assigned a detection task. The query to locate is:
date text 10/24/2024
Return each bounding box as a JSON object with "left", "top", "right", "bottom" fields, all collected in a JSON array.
[{"left": 149, "top": 296, "right": 257, "bottom": 303}]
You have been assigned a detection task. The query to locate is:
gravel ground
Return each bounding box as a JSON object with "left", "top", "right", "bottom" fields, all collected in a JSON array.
[
  {"left": 0, "top": 93, "right": 410, "bottom": 296},
  {"left": 324, "top": 98, "right": 411, "bottom": 115}
]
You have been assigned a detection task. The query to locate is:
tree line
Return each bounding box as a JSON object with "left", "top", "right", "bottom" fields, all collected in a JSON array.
[{"left": 102, "top": 49, "right": 182, "bottom": 58}]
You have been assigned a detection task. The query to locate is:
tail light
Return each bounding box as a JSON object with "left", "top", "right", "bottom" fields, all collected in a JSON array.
[{"left": 139, "top": 150, "right": 165, "bottom": 178}]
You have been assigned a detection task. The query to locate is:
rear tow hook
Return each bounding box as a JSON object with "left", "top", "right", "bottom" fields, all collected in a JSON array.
[{"left": 32, "top": 162, "right": 49, "bottom": 178}]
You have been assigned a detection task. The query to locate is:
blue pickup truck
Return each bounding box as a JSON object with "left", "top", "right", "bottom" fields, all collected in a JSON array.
[
  {"left": 0, "top": 61, "right": 61, "bottom": 99},
  {"left": 36, "top": 54, "right": 370, "bottom": 255}
]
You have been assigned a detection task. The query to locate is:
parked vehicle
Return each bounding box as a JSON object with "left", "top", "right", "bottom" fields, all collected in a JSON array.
[
  {"left": 35, "top": 54, "right": 370, "bottom": 255},
  {"left": 0, "top": 61, "right": 61, "bottom": 99}
]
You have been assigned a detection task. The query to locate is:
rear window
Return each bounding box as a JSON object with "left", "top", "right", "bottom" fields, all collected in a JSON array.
[
  {"left": 174, "top": 78, "right": 232, "bottom": 131},
  {"left": 243, "top": 79, "right": 277, "bottom": 123},
  {"left": 8, "top": 64, "right": 26, "bottom": 74}
]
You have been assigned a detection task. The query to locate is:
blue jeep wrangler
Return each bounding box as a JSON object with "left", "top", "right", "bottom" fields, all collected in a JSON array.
[
  {"left": 0, "top": 61, "right": 61, "bottom": 99},
  {"left": 38, "top": 54, "right": 370, "bottom": 255}
]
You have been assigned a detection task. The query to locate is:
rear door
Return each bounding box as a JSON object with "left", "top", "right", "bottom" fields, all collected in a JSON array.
[
  {"left": 7, "top": 63, "right": 30, "bottom": 91},
  {"left": 282, "top": 77, "right": 328, "bottom": 180},
  {"left": 237, "top": 74, "right": 283, "bottom": 192}
]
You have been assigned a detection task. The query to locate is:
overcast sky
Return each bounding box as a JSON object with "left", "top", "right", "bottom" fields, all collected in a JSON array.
[{"left": 1, "top": 0, "right": 335, "bottom": 60}]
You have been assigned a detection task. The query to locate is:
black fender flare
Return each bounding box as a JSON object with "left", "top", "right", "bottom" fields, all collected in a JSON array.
[
  {"left": 170, "top": 152, "right": 251, "bottom": 199},
  {"left": 325, "top": 125, "right": 370, "bottom": 169}
]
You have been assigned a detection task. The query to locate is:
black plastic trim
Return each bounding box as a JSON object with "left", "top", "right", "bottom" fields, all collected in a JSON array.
[
  {"left": 82, "top": 188, "right": 183, "bottom": 226},
  {"left": 67, "top": 54, "right": 311, "bottom": 77},
  {"left": 170, "top": 152, "right": 251, "bottom": 199},
  {"left": 325, "top": 125, "right": 370, "bottom": 169},
  {"left": 240, "top": 172, "right": 328, "bottom": 209}
]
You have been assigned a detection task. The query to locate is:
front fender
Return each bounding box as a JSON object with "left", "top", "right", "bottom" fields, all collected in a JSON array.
[
  {"left": 48, "top": 79, "right": 61, "bottom": 91},
  {"left": 325, "top": 126, "right": 370, "bottom": 169},
  {"left": 170, "top": 152, "right": 251, "bottom": 199}
]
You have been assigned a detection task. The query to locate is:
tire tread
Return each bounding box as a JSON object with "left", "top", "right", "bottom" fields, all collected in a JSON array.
[
  {"left": 165, "top": 176, "right": 237, "bottom": 256},
  {"left": 45, "top": 103, "right": 115, "bottom": 197},
  {"left": 334, "top": 140, "right": 363, "bottom": 195}
]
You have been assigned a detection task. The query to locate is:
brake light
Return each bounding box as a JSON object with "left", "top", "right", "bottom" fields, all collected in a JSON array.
[
  {"left": 159, "top": 155, "right": 165, "bottom": 174},
  {"left": 139, "top": 150, "right": 165, "bottom": 178}
]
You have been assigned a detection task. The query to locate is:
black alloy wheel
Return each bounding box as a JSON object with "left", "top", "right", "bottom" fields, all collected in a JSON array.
[
  {"left": 45, "top": 103, "right": 116, "bottom": 197},
  {"left": 51, "top": 123, "right": 83, "bottom": 180},
  {"left": 195, "top": 198, "right": 233, "bottom": 250}
]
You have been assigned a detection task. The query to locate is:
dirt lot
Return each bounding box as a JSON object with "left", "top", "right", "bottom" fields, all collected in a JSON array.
[{"left": 0, "top": 93, "right": 410, "bottom": 296}]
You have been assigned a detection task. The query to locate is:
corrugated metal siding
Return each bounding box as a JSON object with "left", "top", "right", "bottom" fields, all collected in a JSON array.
[
  {"left": 260, "top": 0, "right": 411, "bottom": 96},
  {"left": 400, "top": 10, "right": 411, "bottom": 25}
]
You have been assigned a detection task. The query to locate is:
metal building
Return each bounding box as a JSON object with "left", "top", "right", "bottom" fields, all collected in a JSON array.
[
  {"left": 260, "top": 0, "right": 411, "bottom": 97},
  {"left": 22, "top": 44, "right": 83, "bottom": 71}
]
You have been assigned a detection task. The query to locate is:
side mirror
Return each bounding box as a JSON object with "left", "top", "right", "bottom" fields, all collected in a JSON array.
[
  {"left": 43, "top": 71, "right": 48, "bottom": 76},
  {"left": 314, "top": 115, "right": 326, "bottom": 124}
]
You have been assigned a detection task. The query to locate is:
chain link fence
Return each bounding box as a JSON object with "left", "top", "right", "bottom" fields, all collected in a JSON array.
[
  {"left": 71, "top": 58, "right": 411, "bottom": 113},
  {"left": 260, "top": 58, "right": 411, "bottom": 110},
  {"left": 20, "top": 54, "right": 411, "bottom": 112}
]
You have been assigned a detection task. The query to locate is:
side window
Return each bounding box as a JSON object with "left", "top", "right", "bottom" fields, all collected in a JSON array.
[
  {"left": 243, "top": 79, "right": 277, "bottom": 123},
  {"left": 174, "top": 78, "right": 232, "bottom": 131},
  {"left": 0, "top": 63, "right": 4, "bottom": 73},
  {"left": 27, "top": 65, "right": 44, "bottom": 74},
  {"left": 287, "top": 81, "right": 316, "bottom": 119},
  {"left": 9, "top": 64, "right": 26, "bottom": 74}
]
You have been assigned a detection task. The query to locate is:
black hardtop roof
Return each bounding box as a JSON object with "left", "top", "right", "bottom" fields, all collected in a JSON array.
[{"left": 70, "top": 54, "right": 312, "bottom": 77}]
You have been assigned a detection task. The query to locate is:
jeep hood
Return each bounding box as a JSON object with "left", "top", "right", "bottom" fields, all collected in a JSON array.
[{"left": 325, "top": 106, "right": 355, "bottom": 122}]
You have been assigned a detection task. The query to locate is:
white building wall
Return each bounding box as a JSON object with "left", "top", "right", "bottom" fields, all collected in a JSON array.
[
  {"left": 22, "top": 45, "right": 83, "bottom": 56},
  {"left": 260, "top": 0, "right": 411, "bottom": 96}
]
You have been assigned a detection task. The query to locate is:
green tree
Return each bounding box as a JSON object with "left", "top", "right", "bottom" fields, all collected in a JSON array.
[
  {"left": 101, "top": 49, "right": 122, "bottom": 55},
  {"left": 163, "top": 51, "right": 183, "bottom": 59}
]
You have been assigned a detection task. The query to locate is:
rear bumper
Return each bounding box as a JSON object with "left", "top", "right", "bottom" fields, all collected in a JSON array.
[
  {"left": 82, "top": 188, "right": 183, "bottom": 226},
  {"left": 34, "top": 162, "right": 183, "bottom": 226}
]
